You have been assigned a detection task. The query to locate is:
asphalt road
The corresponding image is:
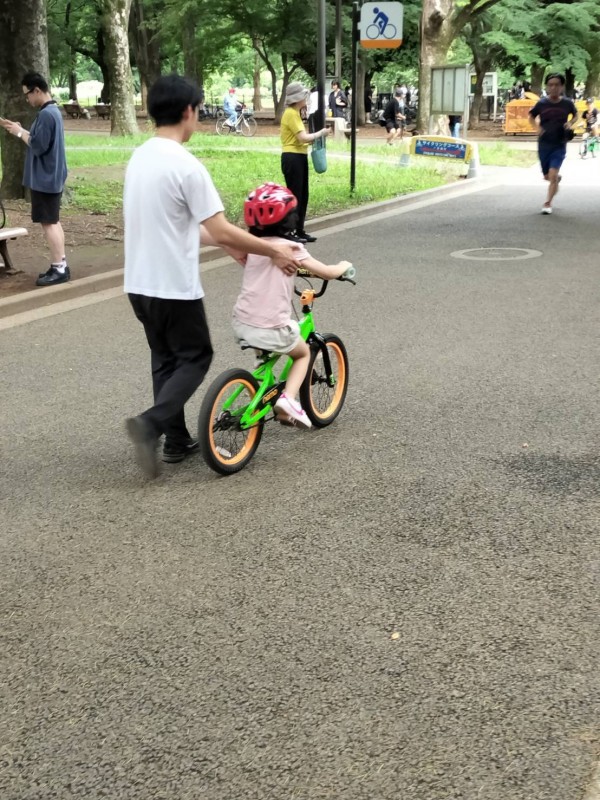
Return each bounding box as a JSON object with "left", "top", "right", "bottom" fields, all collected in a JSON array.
[{"left": 1, "top": 154, "right": 599, "bottom": 800}]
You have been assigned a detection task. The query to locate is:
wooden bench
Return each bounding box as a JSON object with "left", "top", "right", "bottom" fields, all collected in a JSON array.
[
  {"left": 63, "top": 102, "right": 87, "bottom": 119},
  {"left": 94, "top": 104, "right": 111, "bottom": 119},
  {"left": 0, "top": 227, "right": 28, "bottom": 273}
]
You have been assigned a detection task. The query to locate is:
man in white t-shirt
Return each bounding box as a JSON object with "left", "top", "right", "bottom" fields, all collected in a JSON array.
[{"left": 124, "top": 75, "right": 300, "bottom": 479}]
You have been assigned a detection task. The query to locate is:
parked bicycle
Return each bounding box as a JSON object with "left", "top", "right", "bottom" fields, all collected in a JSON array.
[
  {"left": 579, "top": 134, "right": 598, "bottom": 159},
  {"left": 198, "top": 103, "right": 223, "bottom": 120},
  {"left": 215, "top": 104, "right": 257, "bottom": 137},
  {"left": 198, "top": 269, "right": 356, "bottom": 474}
]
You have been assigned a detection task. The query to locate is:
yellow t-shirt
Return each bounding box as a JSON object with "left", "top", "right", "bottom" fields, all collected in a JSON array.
[{"left": 281, "top": 107, "right": 308, "bottom": 154}]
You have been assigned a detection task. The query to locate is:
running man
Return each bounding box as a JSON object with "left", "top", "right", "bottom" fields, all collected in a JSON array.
[{"left": 529, "top": 73, "right": 578, "bottom": 215}]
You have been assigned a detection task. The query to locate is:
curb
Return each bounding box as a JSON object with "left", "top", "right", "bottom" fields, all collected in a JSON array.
[{"left": 0, "top": 178, "right": 485, "bottom": 320}]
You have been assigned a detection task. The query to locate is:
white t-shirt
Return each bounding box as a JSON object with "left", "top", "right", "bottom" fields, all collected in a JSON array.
[{"left": 123, "top": 137, "right": 224, "bottom": 300}]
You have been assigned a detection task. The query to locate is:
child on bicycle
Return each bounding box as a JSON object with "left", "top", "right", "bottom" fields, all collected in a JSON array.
[{"left": 232, "top": 182, "right": 352, "bottom": 429}]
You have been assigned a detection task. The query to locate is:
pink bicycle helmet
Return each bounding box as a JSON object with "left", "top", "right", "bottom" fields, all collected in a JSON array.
[{"left": 244, "top": 182, "right": 298, "bottom": 228}]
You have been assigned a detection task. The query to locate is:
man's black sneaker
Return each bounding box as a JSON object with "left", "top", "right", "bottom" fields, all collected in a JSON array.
[
  {"left": 38, "top": 264, "right": 70, "bottom": 279},
  {"left": 162, "top": 437, "right": 200, "bottom": 463},
  {"left": 298, "top": 231, "right": 317, "bottom": 243},
  {"left": 36, "top": 265, "right": 71, "bottom": 287},
  {"left": 126, "top": 416, "right": 159, "bottom": 478},
  {"left": 284, "top": 232, "right": 308, "bottom": 244}
]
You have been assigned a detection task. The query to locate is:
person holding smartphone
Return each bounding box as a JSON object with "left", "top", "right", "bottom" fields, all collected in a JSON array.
[{"left": 0, "top": 72, "right": 69, "bottom": 286}]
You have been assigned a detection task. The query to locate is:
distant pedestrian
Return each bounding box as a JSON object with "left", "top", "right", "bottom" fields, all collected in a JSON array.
[
  {"left": 328, "top": 80, "right": 348, "bottom": 119},
  {"left": 307, "top": 86, "right": 319, "bottom": 132},
  {"left": 0, "top": 72, "right": 69, "bottom": 287},
  {"left": 448, "top": 114, "right": 462, "bottom": 139},
  {"left": 529, "top": 73, "right": 579, "bottom": 215},
  {"left": 280, "top": 81, "right": 330, "bottom": 244},
  {"left": 383, "top": 88, "right": 406, "bottom": 145},
  {"left": 123, "top": 75, "right": 300, "bottom": 479},
  {"left": 364, "top": 84, "right": 373, "bottom": 122}
]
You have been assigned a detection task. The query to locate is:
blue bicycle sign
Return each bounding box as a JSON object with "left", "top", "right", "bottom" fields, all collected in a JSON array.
[{"left": 360, "top": 2, "right": 403, "bottom": 48}]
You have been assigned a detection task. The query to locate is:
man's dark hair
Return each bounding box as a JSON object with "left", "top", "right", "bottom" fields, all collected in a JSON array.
[
  {"left": 22, "top": 72, "right": 49, "bottom": 93},
  {"left": 545, "top": 72, "right": 565, "bottom": 85},
  {"left": 148, "top": 75, "right": 202, "bottom": 126},
  {"left": 331, "top": 80, "right": 340, "bottom": 89}
]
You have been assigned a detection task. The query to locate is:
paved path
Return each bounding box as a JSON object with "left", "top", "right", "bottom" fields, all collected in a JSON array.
[{"left": 1, "top": 156, "right": 599, "bottom": 800}]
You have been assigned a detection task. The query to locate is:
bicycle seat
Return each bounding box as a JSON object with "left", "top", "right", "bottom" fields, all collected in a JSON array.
[{"left": 238, "top": 341, "right": 273, "bottom": 358}]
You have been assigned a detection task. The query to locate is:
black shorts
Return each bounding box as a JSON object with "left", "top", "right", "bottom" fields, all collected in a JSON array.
[
  {"left": 30, "top": 190, "right": 62, "bottom": 224},
  {"left": 386, "top": 120, "right": 401, "bottom": 132}
]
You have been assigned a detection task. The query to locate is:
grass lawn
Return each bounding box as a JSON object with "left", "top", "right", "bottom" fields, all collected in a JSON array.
[
  {"left": 64, "top": 133, "right": 452, "bottom": 219},
  {"left": 30, "top": 132, "right": 536, "bottom": 220}
]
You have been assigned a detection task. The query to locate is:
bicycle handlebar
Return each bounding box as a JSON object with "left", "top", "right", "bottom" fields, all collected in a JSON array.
[{"left": 294, "top": 266, "right": 356, "bottom": 298}]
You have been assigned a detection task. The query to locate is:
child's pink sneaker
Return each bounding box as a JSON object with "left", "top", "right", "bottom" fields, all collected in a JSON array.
[{"left": 274, "top": 393, "right": 312, "bottom": 429}]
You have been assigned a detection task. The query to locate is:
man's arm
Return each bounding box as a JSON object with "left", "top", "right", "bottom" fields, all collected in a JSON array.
[
  {"left": 566, "top": 102, "right": 580, "bottom": 130},
  {"left": 528, "top": 108, "right": 541, "bottom": 134},
  {"left": 201, "top": 212, "right": 300, "bottom": 274}
]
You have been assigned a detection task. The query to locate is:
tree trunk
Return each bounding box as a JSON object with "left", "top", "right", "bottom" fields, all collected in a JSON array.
[
  {"left": 68, "top": 69, "right": 78, "bottom": 101},
  {"left": 181, "top": 15, "right": 198, "bottom": 83},
  {"left": 100, "top": 0, "right": 137, "bottom": 135},
  {"left": 0, "top": 0, "right": 49, "bottom": 198},
  {"left": 530, "top": 64, "right": 545, "bottom": 97},
  {"left": 417, "top": 0, "right": 455, "bottom": 133},
  {"left": 470, "top": 59, "right": 491, "bottom": 126},
  {"left": 131, "top": 0, "right": 162, "bottom": 96},
  {"left": 96, "top": 28, "right": 112, "bottom": 103},
  {"left": 565, "top": 67, "right": 575, "bottom": 99},
  {"left": 253, "top": 51, "right": 262, "bottom": 111},
  {"left": 356, "top": 53, "right": 366, "bottom": 126},
  {"left": 274, "top": 55, "right": 298, "bottom": 122}
]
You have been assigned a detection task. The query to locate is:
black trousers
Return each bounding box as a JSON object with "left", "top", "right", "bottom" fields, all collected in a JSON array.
[
  {"left": 281, "top": 152, "right": 309, "bottom": 233},
  {"left": 128, "top": 294, "right": 214, "bottom": 444}
]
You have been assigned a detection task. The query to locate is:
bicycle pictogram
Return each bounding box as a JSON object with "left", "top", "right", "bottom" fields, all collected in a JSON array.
[{"left": 366, "top": 7, "right": 397, "bottom": 39}]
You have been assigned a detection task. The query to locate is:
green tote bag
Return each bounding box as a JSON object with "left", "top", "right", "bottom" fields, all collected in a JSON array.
[{"left": 311, "top": 136, "right": 327, "bottom": 174}]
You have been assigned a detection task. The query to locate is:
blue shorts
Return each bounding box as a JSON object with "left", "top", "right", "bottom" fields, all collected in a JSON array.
[{"left": 538, "top": 144, "right": 566, "bottom": 175}]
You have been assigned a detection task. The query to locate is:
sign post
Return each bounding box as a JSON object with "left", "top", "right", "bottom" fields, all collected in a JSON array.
[
  {"left": 430, "top": 64, "right": 471, "bottom": 135},
  {"left": 350, "top": 2, "right": 403, "bottom": 192},
  {"left": 469, "top": 71, "right": 498, "bottom": 121}
]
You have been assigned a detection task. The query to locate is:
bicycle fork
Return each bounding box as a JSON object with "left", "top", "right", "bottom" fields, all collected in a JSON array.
[{"left": 309, "top": 332, "right": 336, "bottom": 387}]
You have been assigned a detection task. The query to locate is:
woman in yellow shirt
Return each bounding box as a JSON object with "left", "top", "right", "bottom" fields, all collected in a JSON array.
[{"left": 280, "top": 82, "right": 329, "bottom": 243}]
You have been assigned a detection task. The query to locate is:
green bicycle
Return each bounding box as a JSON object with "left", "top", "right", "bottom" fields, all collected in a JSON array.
[{"left": 198, "top": 269, "right": 355, "bottom": 474}]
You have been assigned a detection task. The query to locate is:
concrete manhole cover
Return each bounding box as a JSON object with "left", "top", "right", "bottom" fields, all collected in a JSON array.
[{"left": 450, "top": 247, "right": 543, "bottom": 261}]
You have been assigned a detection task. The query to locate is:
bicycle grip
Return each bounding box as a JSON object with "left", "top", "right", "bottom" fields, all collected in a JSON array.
[{"left": 341, "top": 264, "right": 356, "bottom": 281}]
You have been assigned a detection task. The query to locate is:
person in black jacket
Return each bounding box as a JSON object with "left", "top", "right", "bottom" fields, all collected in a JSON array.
[
  {"left": 328, "top": 80, "right": 348, "bottom": 119},
  {"left": 383, "top": 89, "right": 406, "bottom": 144}
]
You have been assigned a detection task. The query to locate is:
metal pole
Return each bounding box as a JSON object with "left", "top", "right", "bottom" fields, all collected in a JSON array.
[
  {"left": 335, "top": 0, "right": 342, "bottom": 81},
  {"left": 350, "top": 1, "right": 359, "bottom": 193},
  {"left": 463, "top": 64, "right": 471, "bottom": 139},
  {"left": 317, "top": 0, "right": 326, "bottom": 130}
]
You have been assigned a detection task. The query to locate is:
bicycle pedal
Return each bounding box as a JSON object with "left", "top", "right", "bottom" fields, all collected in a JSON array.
[{"left": 275, "top": 412, "right": 298, "bottom": 428}]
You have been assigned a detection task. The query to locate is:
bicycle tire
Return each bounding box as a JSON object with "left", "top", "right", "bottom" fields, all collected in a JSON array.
[
  {"left": 300, "top": 334, "right": 349, "bottom": 428},
  {"left": 216, "top": 118, "right": 231, "bottom": 136},
  {"left": 198, "top": 368, "right": 264, "bottom": 474},
  {"left": 240, "top": 116, "right": 257, "bottom": 137},
  {"left": 384, "top": 23, "right": 397, "bottom": 39}
]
